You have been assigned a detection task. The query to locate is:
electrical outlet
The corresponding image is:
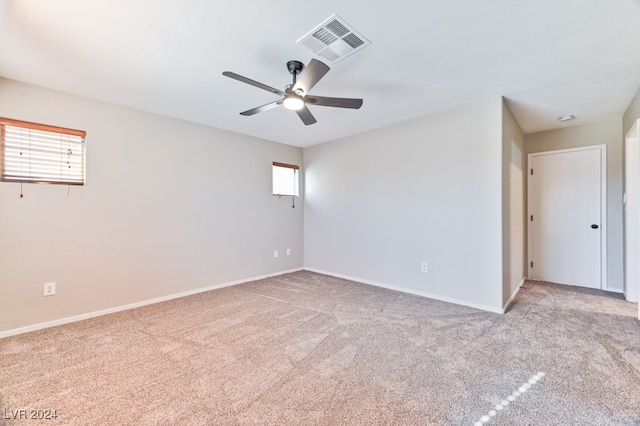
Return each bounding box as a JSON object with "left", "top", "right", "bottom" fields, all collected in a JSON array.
[
  {"left": 44, "top": 282, "right": 56, "bottom": 296},
  {"left": 286, "top": 248, "right": 291, "bottom": 256},
  {"left": 274, "top": 250, "right": 279, "bottom": 258},
  {"left": 421, "top": 263, "right": 428, "bottom": 273}
]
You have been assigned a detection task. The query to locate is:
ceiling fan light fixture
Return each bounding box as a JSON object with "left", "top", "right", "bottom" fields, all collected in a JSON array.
[{"left": 283, "top": 95, "right": 304, "bottom": 111}]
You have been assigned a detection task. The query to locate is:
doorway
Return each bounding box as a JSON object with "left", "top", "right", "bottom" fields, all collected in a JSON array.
[{"left": 528, "top": 145, "right": 607, "bottom": 289}]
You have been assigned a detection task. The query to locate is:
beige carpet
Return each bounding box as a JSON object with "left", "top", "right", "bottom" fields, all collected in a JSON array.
[{"left": 1, "top": 271, "right": 639, "bottom": 425}]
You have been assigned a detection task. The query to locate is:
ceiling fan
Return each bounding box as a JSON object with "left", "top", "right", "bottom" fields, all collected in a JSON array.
[{"left": 222, "top": 59, "right": 363, "bottom": 125}]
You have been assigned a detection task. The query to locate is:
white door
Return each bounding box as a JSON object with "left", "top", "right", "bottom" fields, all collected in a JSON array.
[{"left": 528, "top": 146, "right": 606, "bottom": 289}]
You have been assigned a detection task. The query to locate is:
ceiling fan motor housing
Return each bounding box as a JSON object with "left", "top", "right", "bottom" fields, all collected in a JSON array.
[{"left": 286, "top": 60, "right": 304, "bottom": 76}]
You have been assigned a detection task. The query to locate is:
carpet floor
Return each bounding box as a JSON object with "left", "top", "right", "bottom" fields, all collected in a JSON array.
[{"left": 1, "top": 271, "right": 639, "bottom": 425}]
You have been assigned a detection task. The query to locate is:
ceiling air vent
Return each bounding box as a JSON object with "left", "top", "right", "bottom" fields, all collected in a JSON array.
[{"left": 296, "top": 14, "right": 370, "bottom": 63}]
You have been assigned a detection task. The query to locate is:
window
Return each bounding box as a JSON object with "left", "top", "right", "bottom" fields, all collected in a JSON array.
[
  {"left": 1, "top": 117, "right": 86, "bottom": 185},
  {"left": 272, "top": 162, "right": 299, "bottom": 196}
]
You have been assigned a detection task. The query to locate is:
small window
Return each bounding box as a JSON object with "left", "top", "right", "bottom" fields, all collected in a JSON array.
[
  {"left": 1, "top": 117, "right": 86, "bottom": 185},
  {"left": 272, "top": 162, "right": 299, "bottom": 196}
]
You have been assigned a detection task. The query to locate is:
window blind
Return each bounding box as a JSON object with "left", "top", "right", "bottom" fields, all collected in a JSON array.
[
  {"left": 0, "top": 118, "right": 86, "bottom": 185},
  {"left": 272, "top": 162, "right": 299, "bottom": 196}
]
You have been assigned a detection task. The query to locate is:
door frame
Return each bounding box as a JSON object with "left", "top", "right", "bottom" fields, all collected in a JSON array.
[
  {"left": 527, "top": 145, "right": 608, "bottom": 290},
  {"left": 624, "top": 119, "right": 640, "bottom": 318}
]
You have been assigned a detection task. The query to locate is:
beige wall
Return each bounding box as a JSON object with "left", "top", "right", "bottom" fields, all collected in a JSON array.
[
  {"left": 304, "top": 99, "right": 505, "bottom": 312},
  {"left": 0, "top": 78, "right": 304, "bottom": 334},
  {"left": 525, "top": 119, "right": 624, "bottom": 291},
  {"left": 501, "top": 99, "right": 526, "bottom": 307}
]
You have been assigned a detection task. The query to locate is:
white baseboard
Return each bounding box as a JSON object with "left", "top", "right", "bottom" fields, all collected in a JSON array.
[
  {"left": 528, "top": 277, "right": 625, "bottom": 296},
  {"left": 0, "top": 268, "right": 303, "bottom": 339},
  {"left": 304, "top": 268, "right": 504, "bottom": 314},
  {"left": 502, "top": 278, "right": 526, "bottom": 312}
]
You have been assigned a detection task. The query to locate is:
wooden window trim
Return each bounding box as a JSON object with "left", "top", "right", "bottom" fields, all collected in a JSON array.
[
  {"left": 0, "top": 117, "right": 86, "bottom": 138},
  {"left": 272, "top": 161, "right": 299, "bottom": 170}
]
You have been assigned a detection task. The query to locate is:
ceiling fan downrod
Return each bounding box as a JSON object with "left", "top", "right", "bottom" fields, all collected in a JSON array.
[{"left": 286, "top": 60, "right": 304, "bottom": 86}]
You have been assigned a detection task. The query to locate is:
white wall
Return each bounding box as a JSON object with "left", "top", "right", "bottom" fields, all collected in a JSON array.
[
  {"left": 0, "top": 78, "right": 304, "bottom": 334},
  {"left": 623, "top": 86, "right": 640, "bottom": 136},
  {"left": 501, "top": 99, "right": 526, "bottom": 307},
  {"left": 525, "top": 119, "right": 624, "bottom": 291},
  {"left": 303, "top": 100, "right": 505, "bottom": 312}
]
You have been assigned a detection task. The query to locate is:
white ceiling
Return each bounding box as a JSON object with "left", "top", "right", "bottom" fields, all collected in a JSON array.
[{"left": 1, "top": 1, "right": 640, "bottom": 148}]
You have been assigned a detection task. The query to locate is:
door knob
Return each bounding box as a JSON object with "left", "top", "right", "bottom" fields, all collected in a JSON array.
[{"left": 591, "top": 224, "right": 599, "bottom": 229}]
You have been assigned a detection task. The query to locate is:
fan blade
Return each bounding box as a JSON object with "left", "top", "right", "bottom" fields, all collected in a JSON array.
[
  {"left": 296, "top": 105, "right": 317, "bottom": 125},
  {"left": 240, "top": 100, "right": 283, "bottom": 116},
  {"left": 293, "top": 59, "right": 330, "bottom": 95},
  {"left": 222, "top": 71, "right": 285, "bottom": 96},
  {"left": 305, "top": 96, "right": 363, "bottom": 109}
]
